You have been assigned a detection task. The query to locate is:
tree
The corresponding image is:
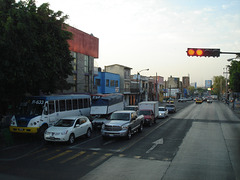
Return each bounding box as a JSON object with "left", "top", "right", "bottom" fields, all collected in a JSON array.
[
  {"left": 188, "top": 86, "right": 195, "bottom": 96},
  {"left": 212, "top": 76, "right": 226, "bottom": 99},
  {"left": 229, "top": 60, "right": 240, "bottom": 92},
  {"left": 0, "top": 0, "right": 73, "bottom": 114}
]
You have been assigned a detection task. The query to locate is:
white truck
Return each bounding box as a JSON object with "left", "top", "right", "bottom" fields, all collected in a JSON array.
[{"left": 138, "top": 101, "right": 158, "bottom": 126}]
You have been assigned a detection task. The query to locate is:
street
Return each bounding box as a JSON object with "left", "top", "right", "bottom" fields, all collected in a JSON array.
[{"left": 0, "top": 101, "right": 239, "bottom": 180}]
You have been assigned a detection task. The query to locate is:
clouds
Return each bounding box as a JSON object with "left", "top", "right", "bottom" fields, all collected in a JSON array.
[{"left": 35, "top": 0, "right": 240, "bottom": 86}]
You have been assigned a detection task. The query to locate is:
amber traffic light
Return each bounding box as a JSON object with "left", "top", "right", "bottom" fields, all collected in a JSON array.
[{"left": 187, "top": 48, "right": 220, "bottom": 57}]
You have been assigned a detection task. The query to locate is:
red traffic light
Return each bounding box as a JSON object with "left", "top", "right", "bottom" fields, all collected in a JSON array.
[{"left": 187, "top": 48, "right": 220, "bottom": 57}]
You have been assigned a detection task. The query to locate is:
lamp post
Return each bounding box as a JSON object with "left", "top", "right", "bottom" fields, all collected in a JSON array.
[{"left": 137, "top": 68, "right": 149, "bottom": 103}]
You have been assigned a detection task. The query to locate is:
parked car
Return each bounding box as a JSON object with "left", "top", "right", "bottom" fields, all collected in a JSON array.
[
  {"left": 44, "top": 116, "right": 92, "bottom": 144},
  {"left": 165, "top": 104, "right": 176, "bottom": 113},
  {"left": 138, "top": 101, "right": 158, "bottom": 126},
  {"left": 158, "top": 107, "right": 168, "bottom": 118},
  {"left": 101, "top": 110, "right": 144, "bottom": 140}
]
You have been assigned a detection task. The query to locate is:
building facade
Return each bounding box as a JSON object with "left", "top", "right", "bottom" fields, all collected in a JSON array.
[
  {"left": 63, "top": 26, "right": 99, "bottom": 94},
  {"left": 105, "top": 64, "right": 132, "bottom": 106},
  {"left": 94, "top": 71, "right": 120, "bottom": 94}
]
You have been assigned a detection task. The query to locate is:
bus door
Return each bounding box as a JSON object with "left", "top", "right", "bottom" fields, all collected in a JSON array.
[{"left": 43, "top": 101, "right": 57, "bottom": 127}]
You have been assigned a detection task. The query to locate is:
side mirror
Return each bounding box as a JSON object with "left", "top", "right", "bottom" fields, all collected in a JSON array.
[{"left": 75, "top": 124, "right": 80, "bottom": 127}]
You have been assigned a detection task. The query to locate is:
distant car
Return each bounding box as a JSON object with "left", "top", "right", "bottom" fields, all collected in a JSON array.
[
  {"left": 165, "top": 104, "right": 176, "bottom": 113},
  {"left": 178, "top": 98, "right": 187, "bottom": 102},
  {"left": 196, "top": 98, "right": 203, "bottom": 104},
  {"left": 124, "top": 105, "right": 138, "bottom": 111},
  {"left": 167, "top": 98, "right": 174, "bottom": 104},
  {"left": 207, "top": 98, "right": 213, "bottom": 103},
  {"left": 44, "top": 116, "right": 92, "bottom": 144},
  {"left": 158, "top": 107, "right": 168, "bottom": 118}
]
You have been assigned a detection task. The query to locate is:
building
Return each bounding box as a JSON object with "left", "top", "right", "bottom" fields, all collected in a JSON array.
[
  {"left": 182, "top": 76, "right": 190, "bottom": 97},
  {"left": 94, "top": 70, "right": 120, "bottom": 94},
  {"left": 105, "top": 64, "right": 132, "bottom": 106},
  {"left": 205, "top": 80, "right": 212, "bottom": 89},
  {"left": 63, "top": 26, "right": 99, "bottom": 94}
]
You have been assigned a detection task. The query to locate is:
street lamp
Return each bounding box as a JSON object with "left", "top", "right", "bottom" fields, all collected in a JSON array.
[{"left": 137, "top": 68, "right": 149, "bottom": 103}]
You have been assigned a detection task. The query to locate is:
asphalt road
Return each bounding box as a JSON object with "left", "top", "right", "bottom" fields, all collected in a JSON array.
[{"left": 0, "top": 101, "right": 239, "bottom": 180}]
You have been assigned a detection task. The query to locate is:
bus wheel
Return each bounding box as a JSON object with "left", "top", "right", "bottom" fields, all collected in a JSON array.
[{"left": 68, "top": 134, "right": 75, "bottom": 144}]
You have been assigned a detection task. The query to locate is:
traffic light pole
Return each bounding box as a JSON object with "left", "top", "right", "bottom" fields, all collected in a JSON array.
[{"left": 220, "top": 51, "right": 240, "bottom": 56}]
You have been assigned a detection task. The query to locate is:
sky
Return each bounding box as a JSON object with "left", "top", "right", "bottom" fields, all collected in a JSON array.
[{"left": 35, "top": 0, "right": 240, "bottom": 86}]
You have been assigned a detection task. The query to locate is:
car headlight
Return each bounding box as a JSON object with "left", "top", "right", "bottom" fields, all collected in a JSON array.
[
  {"left": 61, "top": 130, "right": 68, "bottom": 135},
  {"left": 122, "top": 125, "right": 128, "bottom": 130}
]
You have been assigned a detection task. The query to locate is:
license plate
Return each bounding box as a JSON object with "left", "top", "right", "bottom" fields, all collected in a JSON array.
[
  {"left": 18, "top": 128, "right": 24, "bottom": 131},
  {"left": 109, "top": 134, "right": 114, "bottom": 137}
]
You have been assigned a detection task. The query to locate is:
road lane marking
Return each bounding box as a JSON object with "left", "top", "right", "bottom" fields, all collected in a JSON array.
[
  {"left": 146, "top": 138, "right": 163, "bottom": 154},
  {"left": 89, "top": 153, "right": 112, "bottom": 167},
  {"left": 45, "top": 150, "right": 72, "bottom": 161},
  {"left": 60, "top": 151, "right": 86, "bottom": 164}
]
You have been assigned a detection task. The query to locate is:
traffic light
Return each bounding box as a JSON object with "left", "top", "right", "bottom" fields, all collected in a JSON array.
[{"left": 187, "top": 48, "right": 220, "bottom": 57}]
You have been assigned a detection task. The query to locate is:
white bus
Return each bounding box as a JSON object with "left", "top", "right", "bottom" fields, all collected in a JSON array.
[
  {"left": 9, "top": 94, "right": 91, "bottom": 135},
  {"left": 90, "top": 93, "right": 124, "bottom": 115}
]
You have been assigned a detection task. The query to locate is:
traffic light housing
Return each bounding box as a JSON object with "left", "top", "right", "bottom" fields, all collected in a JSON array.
[{"left": 187, "top": 48, "right": 220, "bottom": 57}]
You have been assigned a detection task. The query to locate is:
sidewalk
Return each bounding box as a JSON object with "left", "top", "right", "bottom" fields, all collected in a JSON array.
[{"left": 226, "top": 102, "right": 240, "bottom": 119}]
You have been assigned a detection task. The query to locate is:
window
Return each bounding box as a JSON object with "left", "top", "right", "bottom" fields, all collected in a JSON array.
[
  {"left": 83, "top": 98, "right": 90, "bottom": 108},
  {"left": 73, "top": 99, "right": 78, "bottom": 110},
  {"left": 66, "top": 99, "right": 72, "bottom": 110},
  {"left": 78, "top": 99, "right": 83, "bottom": 108},
  {"left": 110, "top": 80, "right": 114, "bottom": 87},
  {"left": 56, "top": 100, "right": 59, "bottom": 112},
  {"left": 115, "top": 81, "right": 118, "bottom": 87},
  {"left": 59, "top": 100, "right": 65, "bottom": 112},
  {"left": 84, "top": 55, "right": 89, "bottom": 73},
  {"left": 49, "top": 101, "right": 55, "bottom": 114},
  {"left": 96, "top": 79, "right": 100, "bottom": 86},
  {"left": 106, "top": 79, "right": 109, "bottom": 87}
]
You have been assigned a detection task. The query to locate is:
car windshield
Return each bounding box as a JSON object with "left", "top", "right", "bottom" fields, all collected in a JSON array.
[
  {"left": 159, "top": 108, "right": 165, "bottom": 111},
  {"left": 139, "top": 110, "right": 151, "bottom": 115},
  {"left": 166, "top": 105, "right": 174, "bottom": 108},
  {"left": 110, "top": 113, "right": 129, "bottom": 121},
  {"left": 54, "top": 119, "right": 75, "bottom": 127}
]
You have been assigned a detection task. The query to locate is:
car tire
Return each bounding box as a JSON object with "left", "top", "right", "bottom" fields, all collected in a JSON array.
[
  {"left": 86, "top": 128, "right": 91, "bottom": 138},
  {"left": 126, "top": 129, "right": 132, "bottom": 140},
  {"left": 138, "top": 123, "right": 143, "bottom": 133},
  {"left": 68, "top": 134, "right": 75, "bottom": 144}
]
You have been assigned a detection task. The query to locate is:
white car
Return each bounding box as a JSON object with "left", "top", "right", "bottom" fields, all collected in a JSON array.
[
  {"left": 44, "top": 116, "right": 92, "bottom": 144},
  {"left": 158, "top": 107, "right": 168, "bottom": 118}
]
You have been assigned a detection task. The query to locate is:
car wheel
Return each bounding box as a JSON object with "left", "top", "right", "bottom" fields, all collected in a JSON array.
[
  {"left": 138, "top": 123, "right": 143, "bottom": 133},
  {"left": 86, "top": 128, "right": 91, "bottom": 138},
  {"left": 126, "top": 129, "right": 132, "bottom": 140},
  {"left": 68, "top": 134, "right": 75, "bottom": 144},
  {"left": 149, "top": 120, "right": 152, "bottom": 127}
]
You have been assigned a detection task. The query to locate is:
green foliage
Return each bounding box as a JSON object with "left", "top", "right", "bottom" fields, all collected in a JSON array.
[
  {"left": 188, "top": 86, "right": 195, "bottom": 96},
  {"left": 0, "top": 0, "right": 73, "bottom": 114},
  {"left": 229, "top": 60, "right": 240, "bottom": 92},
  {"left": 212, "top": 76, "right": 226, "bottom": 98}
]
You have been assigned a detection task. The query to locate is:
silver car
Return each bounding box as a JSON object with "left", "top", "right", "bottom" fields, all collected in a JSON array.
[{"left": 158, "top": 106, "right": 168, "bottom": 118}]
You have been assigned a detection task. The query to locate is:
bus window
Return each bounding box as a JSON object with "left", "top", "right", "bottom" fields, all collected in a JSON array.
[
  {"left": 56, "top": 100, "right": 59, "bottom": 112},
  {"left": 78, "top": 99, "right": 83, "bottom": 109},
  {"left": 49, "top": 101, "right": 55, "bottom": 114},
  {"left": 60, "top": 100, "right": 65, "bottom": 112},
  {"left": 66, "top": 99, "right": 72, "bottom": 110},
  {"left": 73, "top": 99, "right": 78, "bottom": 110},
  {"left": 84, "top": 98, "right": 90, "bottom": 108}
]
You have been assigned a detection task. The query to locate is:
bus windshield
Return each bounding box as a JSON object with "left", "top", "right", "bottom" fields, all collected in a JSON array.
[{"left": 17, "top": 99, "right": 45, "bottom": 116}]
